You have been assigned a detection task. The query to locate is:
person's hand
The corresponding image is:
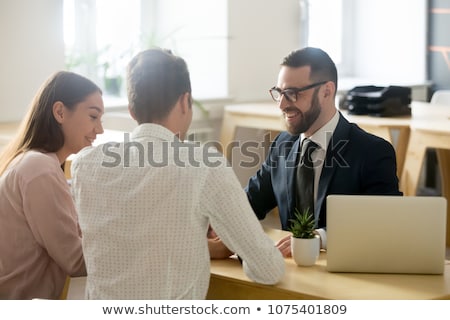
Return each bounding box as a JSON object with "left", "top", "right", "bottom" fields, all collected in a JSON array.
[
  {"left": 313, "top": 230, "right": 323, "bottom": 248},
  {"left": 207, "top": 226, "right": 233, "bottom": 259},
  {"left": 276, "top": 234, "right": 292, "bottom": 258},
  {"left": 208, "top": 237, "right": 234, "bottom": 259},
  {"left": 207, "top": 225, "right": 218, "bottom": 239}
]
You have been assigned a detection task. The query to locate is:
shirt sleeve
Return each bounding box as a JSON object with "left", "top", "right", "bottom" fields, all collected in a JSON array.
[
  {"left": 315, "top": 228, "right": 327, "bottom": 250},
  {"left": 22, "top": 170, "right": 86, "bottom": 276},
  {"left": 245, "top": 159, "right": 277, "bottom": 220},
  {"left": 361, "top": 137, "right": 402, "bottom": 195},
  {"left": 200, "top": 163, "right": 285, "bottom": 285}
]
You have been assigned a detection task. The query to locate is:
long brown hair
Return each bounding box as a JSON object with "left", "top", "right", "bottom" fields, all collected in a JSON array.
[{"left": 0, "top": 71, "right": 101, "bottom": 175}]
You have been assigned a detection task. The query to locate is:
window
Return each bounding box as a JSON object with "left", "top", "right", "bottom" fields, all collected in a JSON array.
[
  {"left": 63, "top": 0, "right": 228, "bottom": 100},
  {"left": 300, "top": 0, "right": 353, "bottom": 77},
  {"left": 301, "top": 0, "right": 343, "bottom": 63},
  {"left": 301, "top": 0, "right": 426, "bottom": 84}
]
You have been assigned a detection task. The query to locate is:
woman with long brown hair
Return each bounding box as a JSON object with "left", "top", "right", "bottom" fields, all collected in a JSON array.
[{"left": 0, "top": 71, "right": 104, "bottom": 299}]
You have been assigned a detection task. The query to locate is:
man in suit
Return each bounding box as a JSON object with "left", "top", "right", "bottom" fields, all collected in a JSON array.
[{"left": 245, "top": 47, "right": 402, "bottom": 257}]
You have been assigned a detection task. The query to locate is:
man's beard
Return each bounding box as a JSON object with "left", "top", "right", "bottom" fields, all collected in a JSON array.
[{"left": 285, "top": 89, "right": 321, "bottom": 135}]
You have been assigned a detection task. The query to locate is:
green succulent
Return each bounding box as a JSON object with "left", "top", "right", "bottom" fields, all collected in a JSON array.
[{"left": 288, "top": 207, "right": 315, "bottom": 239}]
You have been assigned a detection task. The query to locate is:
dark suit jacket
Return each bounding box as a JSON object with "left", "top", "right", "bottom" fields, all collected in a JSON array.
[{"left": 245, "top": 112, "right": 402, "bottom": 230}]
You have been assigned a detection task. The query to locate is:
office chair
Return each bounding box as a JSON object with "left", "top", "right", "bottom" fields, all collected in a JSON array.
[
  {"left": 426, "top": 90, "right": 450, "bottom": 197},
  {"left": 430, "top": 90, "right": 450, "bottom": 105}
]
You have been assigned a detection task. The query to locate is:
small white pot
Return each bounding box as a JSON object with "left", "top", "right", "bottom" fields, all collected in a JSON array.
[{"left": 291, "top": 235, "right": 320, "bottom": 267}]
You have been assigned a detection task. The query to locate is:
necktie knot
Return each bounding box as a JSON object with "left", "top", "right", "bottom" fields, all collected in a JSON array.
[{"left": 300, "top": 139, "right": 319, "bottom": 168}]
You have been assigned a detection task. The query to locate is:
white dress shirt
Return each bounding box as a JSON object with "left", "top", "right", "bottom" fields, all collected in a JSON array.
[{"left": 71, "top": 123, "right": 284, "bottom": 299}]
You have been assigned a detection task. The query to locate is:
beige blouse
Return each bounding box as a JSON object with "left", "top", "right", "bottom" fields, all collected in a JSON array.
[{"left": 0, "top": 151, "right": 86, "bottom": 299}]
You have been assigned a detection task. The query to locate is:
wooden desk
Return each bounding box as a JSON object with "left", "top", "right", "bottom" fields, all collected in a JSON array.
[
  {"left": 207, "top": 228, "right": 450, "bottom": 300},
  {"left": 400, "top": 118, "right": 450, "bottom": 245},
  {"left": 67, "top": 228, "right": 450, "bottom": 300},
  {"left": 219, "top": 103, "right": 411, "bottom": 178},
  {"left": 219, "top": 103, "right": 283, "bottom": 160},
  {"left": 341, "top": 112, "right": 410, "bottom": 178}
]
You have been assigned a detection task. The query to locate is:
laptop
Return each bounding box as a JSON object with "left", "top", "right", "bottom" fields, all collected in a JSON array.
[{"left": 326, "top": 195, "right": 447, "bottom": 274}]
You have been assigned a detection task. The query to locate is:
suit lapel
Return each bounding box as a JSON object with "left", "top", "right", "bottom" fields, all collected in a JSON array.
[
  {"left": 316, "top": 113, "right": 351, "bottom": 220},
  {"left": 286, "top": 137, "right": 301, "bottom": 219}
]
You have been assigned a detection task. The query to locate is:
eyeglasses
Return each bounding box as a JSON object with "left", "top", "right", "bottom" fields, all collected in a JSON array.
[{"left": 269, "top": 81, "right": 327, "bottom": 102}]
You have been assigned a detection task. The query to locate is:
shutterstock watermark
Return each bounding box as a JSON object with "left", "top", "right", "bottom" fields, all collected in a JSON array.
[{"left": 99, "top": 132, "right": 349, "bottom": 169}]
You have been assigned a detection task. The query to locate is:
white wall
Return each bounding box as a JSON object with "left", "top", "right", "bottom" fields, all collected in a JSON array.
[
  {"left": 226, "top": 0, "right": 301, "bottom": 185},
  {"left": 0, "top": 0, "right": 428, "bottom": 122},
  {"left": 228, "top": 0, "right": 300, "bottom": 102},
  {"left": 352, "top": 0, "right": 427, "bottom": 83},
  {"left": 0, "top": 0, "right": 65, "bottom": 122}
]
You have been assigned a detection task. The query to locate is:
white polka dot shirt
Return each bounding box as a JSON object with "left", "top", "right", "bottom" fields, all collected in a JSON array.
[{"left": 71, "top": 123, "right": 284, "bottom": 299}]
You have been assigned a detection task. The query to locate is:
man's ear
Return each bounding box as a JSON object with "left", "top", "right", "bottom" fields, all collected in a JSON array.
[
  {"left": 323, "top": 81, "right": 335, "bottom": 99},
  {"left": 128, "top": 104, "right": 137, "bottom": 120},
  {"left": 180, "top": 92, "right": 191, "bottom": 114},
  {"left": 52, "top": 101, "right": 65, "bottom": 124}
]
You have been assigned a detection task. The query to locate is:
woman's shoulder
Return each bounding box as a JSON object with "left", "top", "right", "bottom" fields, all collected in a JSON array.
[
  {"left": 13, "top": 150, "right": 61, "bottom": 177},
  {"left": 20, "top": 150, "right": 58, "bottom": 164}
]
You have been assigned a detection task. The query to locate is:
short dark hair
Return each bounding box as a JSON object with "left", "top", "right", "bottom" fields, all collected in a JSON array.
[
  {"left": 281, "top": 47, "right": 338, "bottom": 92},
  {"left": 126, "top": 48, "right": 191, "bottom": 123}
]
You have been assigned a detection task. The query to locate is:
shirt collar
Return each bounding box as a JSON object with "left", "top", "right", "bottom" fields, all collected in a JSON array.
[
  {"left": 131, "top": 123, "right": 181, "bottom": 142},
  {"left": 301, "top": 110, "right": 339, "bottom": 152}
]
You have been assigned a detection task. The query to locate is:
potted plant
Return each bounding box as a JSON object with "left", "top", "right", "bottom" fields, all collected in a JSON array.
[
  {"left": 102, "top": 61, "right": 123, "bottom": 96},
  {"left": 288, "top": 207, "right": 320, "bottom": 266}
]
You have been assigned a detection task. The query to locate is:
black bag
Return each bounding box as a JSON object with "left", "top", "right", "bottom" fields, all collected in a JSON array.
[{"left": 343, "top": 85, "right": 412, "bottom": 117}]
